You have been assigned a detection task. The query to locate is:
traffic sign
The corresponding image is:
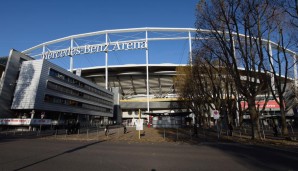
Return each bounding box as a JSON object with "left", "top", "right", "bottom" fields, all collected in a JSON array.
[
  {"left": 136, "top": 119, "right": 143, "bottom": 130},
  {"left": 213, "top": 110, "right": 220, "bottom": 119}
]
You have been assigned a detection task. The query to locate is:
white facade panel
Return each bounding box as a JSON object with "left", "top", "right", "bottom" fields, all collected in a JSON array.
[{"left": 11, "top": 59, "right": 114, "bottom": 117}]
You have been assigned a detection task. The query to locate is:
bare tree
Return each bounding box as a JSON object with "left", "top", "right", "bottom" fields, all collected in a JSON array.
[
  {"left": 175, "top": 47, "right": 237, "bottom": 136},
  {"left": 193, "top": 48, "right": 238, "bottom": 129},
  {"left": 259, "top": 0, "right": 298, "bottom": 138},
  {"left": 195, "top": 0, "right": 283, "bottom": 139},
  {"left": 175, "top": 66, "right": 207, "bottom": 136}
]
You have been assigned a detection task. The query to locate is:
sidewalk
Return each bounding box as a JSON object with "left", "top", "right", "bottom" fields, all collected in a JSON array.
[
  {"left": 2, "top": 126, "right": 298, "bottom": 148},
  {"left": 41, "top": 126, "right": 189, "bottom": 143}
]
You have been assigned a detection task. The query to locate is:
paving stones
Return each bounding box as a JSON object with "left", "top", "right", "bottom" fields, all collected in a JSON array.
[{"left": 39, "top": 126, "right": 298, "bottom": 148}]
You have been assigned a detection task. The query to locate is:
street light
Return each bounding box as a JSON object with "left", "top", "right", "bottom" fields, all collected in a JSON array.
[{"left": 39, "top": 112, "right": 45, "bottom": 134}]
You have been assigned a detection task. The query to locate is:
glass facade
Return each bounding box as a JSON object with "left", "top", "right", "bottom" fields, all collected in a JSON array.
[
  {"left": 49, "top": 68, "right": 112, "bottom": 99},
  {"left": 47, "top": 81, "right": 112, "bottom": 106},
  {"left": 44, "top": 94, "right": 112, "bottom": 113},
  {"left": 46, "top": 68, "right": 113, "bottom": 114}
]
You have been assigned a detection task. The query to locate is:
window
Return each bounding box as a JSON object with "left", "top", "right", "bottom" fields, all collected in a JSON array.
[
  {"left": 49, "top": 69, "right": 58, "bottom": 77},
  {"left": 57, "top": 73, "right": 65, "bottom": 80},
  {"left": 44, "top": 94, "right": 111, "bottom": 113},
  {"left": 48, "top": 69, "right": 113, "bottom": 103}
]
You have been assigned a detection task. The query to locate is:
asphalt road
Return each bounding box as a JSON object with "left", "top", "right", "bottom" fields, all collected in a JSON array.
[{"left": 0, "top": 137, "right": 298, "bottom": 171}]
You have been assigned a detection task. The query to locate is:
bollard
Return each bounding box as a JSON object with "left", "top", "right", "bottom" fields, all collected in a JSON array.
[
  {"left": 118, "top": 127, "right": 119, "bottom": 138},
  {"left": 87, "top": 129, "right": 89, "bottom": 140},
  {"left": 176, "top": 127, "right": 179, "bottom": 141},
  {"left": 290, "top": 124, "right": 295, "bottom": 138}
]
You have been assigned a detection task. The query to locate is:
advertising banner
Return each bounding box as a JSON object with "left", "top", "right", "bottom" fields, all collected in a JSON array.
[
  {"left": 0, "top": 119, "right": 52, "bottom": 126},
  {"left": 240, "top": 100, "right": 280, "bottom": 110}
]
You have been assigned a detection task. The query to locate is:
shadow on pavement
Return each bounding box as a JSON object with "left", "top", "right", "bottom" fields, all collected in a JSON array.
[
  {"left": 205, "top": 142, "right": 298, "bottom": 171},
  {"left": 0, "top": 130, "right": 58, "bottom": 143},
  {"left": 13, "top": 140, "right": 106, "bottom": 171}
]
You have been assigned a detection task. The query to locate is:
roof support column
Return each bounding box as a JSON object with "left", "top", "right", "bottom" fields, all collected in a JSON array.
[
  {"left": 268, "top": 43, "right": 275, "bottom": 91},
  {"left": 232, "top": 35, "right": 237, "bottom": 64},
  {"left": 188, "top": 31, "right": 192, "bottom": 66},
  {"left": 105, "top": 33, "right": 109, "bottom": 90},
  {"left": 42, "top": 45, "right": 46, "bottom": 60},
  {"left": 146, "top": 31, "right": 150, "bottom": 112},
  {"left": 70, "top": 38, "right": 74, "bottom": 72},
  {"left": 294, "top": 54, "right": 297, "bottom": 91}
]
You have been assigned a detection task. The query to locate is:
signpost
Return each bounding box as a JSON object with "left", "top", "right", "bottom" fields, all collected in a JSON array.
[
  {"left": 213, "top": 110, "right": 220, "bottom": 140},
  {"left": 136, "top": 109, "right": 144, "bottom": 139}
]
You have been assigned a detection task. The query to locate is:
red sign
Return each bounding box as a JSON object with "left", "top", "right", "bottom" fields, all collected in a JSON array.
[{"left": 240, "top": 100, "right": 280, "bottom": 110}]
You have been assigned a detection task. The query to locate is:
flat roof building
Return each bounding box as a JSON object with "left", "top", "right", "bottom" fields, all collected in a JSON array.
[{"left": 0, "top": 50, "right": 114, "bottom": 127}]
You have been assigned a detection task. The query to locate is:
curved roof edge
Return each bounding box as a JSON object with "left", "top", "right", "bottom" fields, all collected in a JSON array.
[
  {"left": 73, "top": 63, "right": 187, "bottom": 71},
  {"left": 22, "top": 27, "right": 197, "bottom": 54}
]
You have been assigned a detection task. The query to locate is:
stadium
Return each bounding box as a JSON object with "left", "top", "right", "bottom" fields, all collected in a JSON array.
[{"left": 0, "top": 27, "right": 297, "bottom": 129}]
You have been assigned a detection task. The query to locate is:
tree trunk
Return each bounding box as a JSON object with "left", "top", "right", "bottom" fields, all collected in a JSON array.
[
  {"left": 247, "top": 98, "right": 261, "bottom": 140},
  {"left": 193, "top": 116, "right": 198, "bottom": 137},
  {"left": 250, "top": 116, "right": 261, "bottom": 140},
  {"left": 280, "top": 109, "right": 289, "bottom": 137},
  {"left": 239, "top": 110, "right": 244, "bottom": 127}
]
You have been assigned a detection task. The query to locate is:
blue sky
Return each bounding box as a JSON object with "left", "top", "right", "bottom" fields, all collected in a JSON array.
[{"left": 0, "top": 0, "right": 198, "bottom": 69}]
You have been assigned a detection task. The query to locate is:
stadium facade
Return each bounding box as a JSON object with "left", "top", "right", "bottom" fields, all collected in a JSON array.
[
  {"left": 0, "top": 27, "right": 297, "bottom": 129},
  {"left": 77, "top": 64, "right": 190, "bottom": 127}
]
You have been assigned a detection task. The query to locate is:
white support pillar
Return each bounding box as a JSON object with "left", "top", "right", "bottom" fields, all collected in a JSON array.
[
  {"left": 105, "top": 33, "right": 109, "bottom": 90},
  {"left": 268, "top": 43, "right": 275, "bottom": 91},
  {"left": 146, "top": 31, "right": 150, "bottom": 112},
  {"left": 294, "top": 54, "right": 297, "bottom": 89},
  {"left": 70, "top": 38, "right": 74, "bottom": 72},
  {"left": 42, "top": 45, "right": 46, "bottom": 60},
  {"left": 232, "top": 36, "right": 237, "bottom": 63},
  {"left": 188, "top": 31, "right": 192, "bottom": 66}
]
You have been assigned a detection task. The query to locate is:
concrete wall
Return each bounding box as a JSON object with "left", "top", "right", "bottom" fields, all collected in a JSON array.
[{"left": 0, "top": 49, "right": 33, "bottom": 118}]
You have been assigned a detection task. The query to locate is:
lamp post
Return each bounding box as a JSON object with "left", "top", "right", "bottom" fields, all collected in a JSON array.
[
  {"left": 29, "top": 110, "right": 35, "bottom": 131},
  {"left": 40, "top": 112, "right": 45, "bottom": 134}
]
